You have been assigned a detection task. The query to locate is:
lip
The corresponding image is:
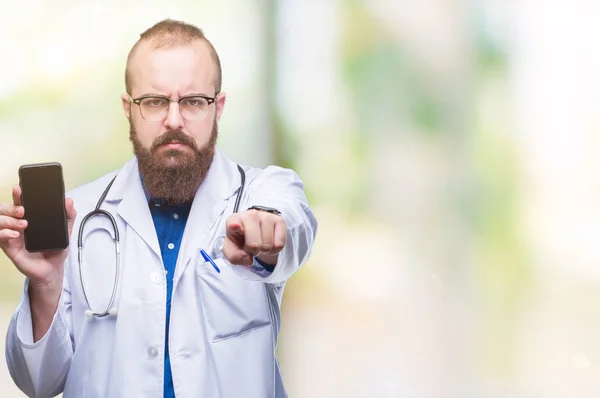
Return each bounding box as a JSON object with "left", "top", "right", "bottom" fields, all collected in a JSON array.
[{"left": 161, "top": 141, "right": 188, "bottom": 149}]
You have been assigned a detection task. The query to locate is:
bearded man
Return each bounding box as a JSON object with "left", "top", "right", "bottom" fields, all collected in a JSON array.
[{"left": 1, "top": 19, "right": 317, "bottom": 398}]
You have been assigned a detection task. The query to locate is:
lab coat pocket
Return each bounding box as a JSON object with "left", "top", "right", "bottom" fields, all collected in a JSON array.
[{"left": 195, "top": 255, "right": 272, "bottom": 342}]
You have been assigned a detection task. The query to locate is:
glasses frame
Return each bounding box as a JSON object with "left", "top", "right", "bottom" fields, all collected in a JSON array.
[{"left": 129, "top": 94, "right": 218, "bottom": 123}]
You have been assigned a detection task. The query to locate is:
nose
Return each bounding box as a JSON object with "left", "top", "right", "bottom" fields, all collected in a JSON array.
[{"left": 164, "top": 101, "right": 185, "bottom": 131}]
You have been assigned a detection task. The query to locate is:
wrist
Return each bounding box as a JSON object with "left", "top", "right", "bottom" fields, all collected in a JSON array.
[
  {"left": 28, "top": 276, "right": 62, "bottom": 343},
  {"left": 28, "top": 273, "right": 63, "bottom": 303}
]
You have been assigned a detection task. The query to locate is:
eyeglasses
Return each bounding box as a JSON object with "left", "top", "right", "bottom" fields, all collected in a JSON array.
[{"left": 129, "top": 94, "right": 217, "bottom": 122}]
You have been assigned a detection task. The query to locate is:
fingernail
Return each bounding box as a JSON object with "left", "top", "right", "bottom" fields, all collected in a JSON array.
[
  {"left": 11, "top": 231, "right": 19, "bottom": 238},
  {"left": 18, "top": 220, "right": 27, "bottom": 227}
]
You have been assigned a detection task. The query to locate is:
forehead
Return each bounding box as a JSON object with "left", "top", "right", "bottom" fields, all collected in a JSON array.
[{"left": 129, "top": 40, "right": 216, "bottom": 96}]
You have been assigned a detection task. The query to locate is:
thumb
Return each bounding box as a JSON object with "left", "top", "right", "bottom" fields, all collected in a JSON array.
[{"left": 65, "top": 197, "right": 77, "bottom": 235}]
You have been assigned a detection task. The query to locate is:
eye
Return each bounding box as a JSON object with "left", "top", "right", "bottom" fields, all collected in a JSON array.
[
  {"left": 181, "top": 97, "right": 207, "bottom": 108},
  {"left": 142, "top": 98, "right": 168, "bottom": 107}
]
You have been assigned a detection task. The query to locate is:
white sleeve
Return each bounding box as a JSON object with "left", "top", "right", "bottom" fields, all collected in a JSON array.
[
  {"left": 5, "top": 272, "right": 74, "bottom": 397},
  {"left": 229, "top": 166, "right": 318, "bottom": 284}
]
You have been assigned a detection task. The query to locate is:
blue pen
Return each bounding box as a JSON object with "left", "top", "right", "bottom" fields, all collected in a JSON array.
[{"left": 200, "top": 249, "right": 221, "bottom": 273}]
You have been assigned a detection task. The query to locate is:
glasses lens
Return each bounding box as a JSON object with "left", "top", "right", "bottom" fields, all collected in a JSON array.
[
  {"left": 180, "top": 97, "right": 210, "bottom": 121},
  {"left": 139, "top": 97, "right": 169, "bottom": 122}
]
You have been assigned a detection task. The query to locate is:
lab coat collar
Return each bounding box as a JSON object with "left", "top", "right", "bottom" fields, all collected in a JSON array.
[
  {"left": 174, "top": 148, "right": 244, "bottom": 285},
  {"left": 193, "top": 147, "right": 243, "bottom": 205}
]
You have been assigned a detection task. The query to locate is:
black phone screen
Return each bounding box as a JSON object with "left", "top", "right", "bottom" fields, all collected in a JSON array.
[{"left": 19, "top": 163, "right": 69, "bottom": 252}]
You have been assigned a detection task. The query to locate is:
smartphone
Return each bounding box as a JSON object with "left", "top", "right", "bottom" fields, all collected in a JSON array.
[{"left": 18, "top": 162, "right": 69, "bottom": 252}]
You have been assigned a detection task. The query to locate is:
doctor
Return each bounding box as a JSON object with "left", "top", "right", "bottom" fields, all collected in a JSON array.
[{"left": 0, "top": 19, "right": 317, "bottom": 397}]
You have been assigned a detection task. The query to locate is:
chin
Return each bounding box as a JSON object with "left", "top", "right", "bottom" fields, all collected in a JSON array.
[{"left": 161, "top": 156, "right": 187, "bottom": 167}]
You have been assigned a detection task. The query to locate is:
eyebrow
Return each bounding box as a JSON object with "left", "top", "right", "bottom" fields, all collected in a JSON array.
[
  {"left": 140, "top": 92, "right": 169, "bottom": 97},
  {"left": 139, "top": 92, "right": 213, "bottom": 98},
  {"left": 181, "top": 92, "right": 213, "bottom": 97}
]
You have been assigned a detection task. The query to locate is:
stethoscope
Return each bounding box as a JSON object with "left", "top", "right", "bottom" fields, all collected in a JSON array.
[{"left": 77, "top": 164, "right": 246, "bottom": 318}]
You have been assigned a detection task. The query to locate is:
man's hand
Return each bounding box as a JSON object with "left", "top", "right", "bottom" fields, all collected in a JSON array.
[
  {"left": 223, "top": 209, "right": 287, "bottom": 267},
  {"left": 0, "top": 184, "right": 77, "bottom": 342},
  {"left": 0, "top": 184, "right": 77, "bottom": 282}
]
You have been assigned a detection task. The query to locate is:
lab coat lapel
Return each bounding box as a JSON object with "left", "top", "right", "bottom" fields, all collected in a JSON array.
[
  {"left": 173, "top": 149, "right": 241, "bottom": 285},
  {"left": 105, "top": 158, "right": 162, "bottom": 261}
]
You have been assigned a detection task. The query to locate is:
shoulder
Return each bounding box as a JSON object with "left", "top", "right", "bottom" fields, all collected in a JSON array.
[
  {"left": 215, "top": 147, "right": 306, "bottom": 193},
  {"left": 243, "top": 164, "right": 306, "bottom": 191},
  {"left": 240, "top": 163, "right": 310, "bottom": 211}
]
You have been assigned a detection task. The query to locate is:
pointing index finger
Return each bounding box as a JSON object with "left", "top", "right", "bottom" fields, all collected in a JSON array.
[{"left": 226, "top": 214, "right": 244, "bottom": 236}]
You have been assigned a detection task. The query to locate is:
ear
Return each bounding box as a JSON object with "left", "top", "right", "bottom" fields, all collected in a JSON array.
[
  {"left": 215, "top": 92, "right": 227, "bottom": 121},
  {"left": 121, "top": 93, "right": 132, "bottom": 119}
]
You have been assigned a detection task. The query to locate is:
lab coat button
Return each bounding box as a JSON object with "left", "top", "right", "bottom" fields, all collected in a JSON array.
[
  {"left": 147, "top": 346, "right": 159, "bottom": 359},
  {"left": 150, "top": 272, "right": 163, "bottom": 284},
  {"left": 167, "top": 243, "right": 175, "bottom": 250}
]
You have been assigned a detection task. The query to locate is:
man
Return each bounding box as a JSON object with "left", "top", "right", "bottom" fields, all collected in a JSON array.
[{"left": 0, "top": 19, "right": 317, "bottom": 397}]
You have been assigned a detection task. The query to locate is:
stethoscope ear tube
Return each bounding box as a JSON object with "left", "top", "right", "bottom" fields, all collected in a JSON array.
[{"left": 233, "top": 165, "right": 245, "bottom": 214}]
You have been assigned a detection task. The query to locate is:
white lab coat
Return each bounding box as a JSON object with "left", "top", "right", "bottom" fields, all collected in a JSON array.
[{"left": 5, "top": 148, "right": 317, "bottom": 398}]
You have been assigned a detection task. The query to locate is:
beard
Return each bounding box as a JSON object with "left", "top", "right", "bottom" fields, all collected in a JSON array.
[{"left": 129, "top": 119, "right": 218, "bottom": 205}]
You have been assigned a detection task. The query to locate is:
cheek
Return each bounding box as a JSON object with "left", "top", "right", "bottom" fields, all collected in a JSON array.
[
  {"left": 133, "top": 121, "right": 162, "bottom": 148},
  {"left": 188, "top": 119, "right": 215, "bottom": 147}
]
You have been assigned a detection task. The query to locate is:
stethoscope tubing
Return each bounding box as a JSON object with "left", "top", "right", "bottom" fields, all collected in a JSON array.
[{"left": 77, "top": 165, "right": 245, "bottom": 318}]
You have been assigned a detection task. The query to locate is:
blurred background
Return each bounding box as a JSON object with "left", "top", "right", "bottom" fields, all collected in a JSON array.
[{"left": 1, "top": 0, "right": 600, "bottom": 396}]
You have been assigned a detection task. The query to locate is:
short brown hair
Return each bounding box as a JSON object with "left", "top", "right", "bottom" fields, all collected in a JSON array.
[{"left": 125, "top": 19, "right": 222, "bottom": 95}]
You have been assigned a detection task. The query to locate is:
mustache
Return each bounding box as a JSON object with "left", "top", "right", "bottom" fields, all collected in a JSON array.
[{"left": 151, "top": 131, "right": 198, "bottom": 152}]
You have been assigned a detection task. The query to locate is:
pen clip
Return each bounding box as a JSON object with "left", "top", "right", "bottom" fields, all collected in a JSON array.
[{"left": 200, "top": 249, "right": 221, "bottom": 273}]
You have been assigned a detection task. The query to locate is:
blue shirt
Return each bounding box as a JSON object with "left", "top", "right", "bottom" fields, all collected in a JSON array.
[
  {"left": 148, "top": 198, "right": 191, "bottom": 398},
  {"left": 146, "top": 192, "right": 275, "bottom": 398}
]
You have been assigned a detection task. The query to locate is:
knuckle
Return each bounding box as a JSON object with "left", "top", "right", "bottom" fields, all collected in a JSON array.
[
  {"left": 246, "top": 210, "right": 260, "bottom": 221},
  {"left": 0, "top": 215, "right": 12, "bottom": 229},
  {"left": 0, "top": 229, "right": 15, "bottom": 242},
  {"left": 257, "top": 211, "right": 270, "bottom": 221},
  {"left": 246, "top": 241, "right": 261, "bottom": 251}
]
